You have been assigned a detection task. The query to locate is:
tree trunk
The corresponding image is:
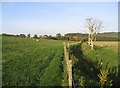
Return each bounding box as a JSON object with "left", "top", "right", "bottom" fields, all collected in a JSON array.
[
  {"left": 88, "top": 34, "right": 91, "bottom": 45},
  {"left": 91, "top": 38, "right": 94, "bottom": 50},
  {"left": 91, "top": 42, "right": 94, "bottom": 50}
]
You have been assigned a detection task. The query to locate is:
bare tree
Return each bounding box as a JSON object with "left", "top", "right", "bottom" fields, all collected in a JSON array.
[{"left": 85, "top": 18, "right": 103, "bottom": 50}]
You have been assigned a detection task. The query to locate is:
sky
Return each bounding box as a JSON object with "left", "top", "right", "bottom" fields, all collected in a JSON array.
[{"left": 1, "top": 2, "right": 118, "bottom": 36}]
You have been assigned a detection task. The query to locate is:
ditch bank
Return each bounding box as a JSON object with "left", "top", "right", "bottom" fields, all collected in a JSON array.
[{"left": 63, "top": 41, "right": 119, "bottom": 87}]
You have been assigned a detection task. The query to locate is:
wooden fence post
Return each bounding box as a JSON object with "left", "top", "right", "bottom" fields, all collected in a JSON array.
[
  {"left": 69, "top": 60, "right": 72, "bottom": 88},
  {"left": 64, "top": 43, "right": 73, "bottom": 88}
]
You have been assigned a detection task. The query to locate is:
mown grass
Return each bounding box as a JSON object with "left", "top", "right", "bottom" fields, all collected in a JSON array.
[
  {"left": 2, "top": 36, "right": 64, "bottom": 86},
  {"left": 95, "top": 41, "right": 118, "bottom": 52}
]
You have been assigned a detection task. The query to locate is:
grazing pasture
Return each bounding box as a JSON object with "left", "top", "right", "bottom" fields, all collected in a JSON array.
[
  {"left": 2, "top": 35, "right": 119, "bottom": 87},
  {"left": 2, "top": 36, "right": 64, "bottom": 86},
  {"left": 95, "top": 41, "right": 118, "bottom": 52}
]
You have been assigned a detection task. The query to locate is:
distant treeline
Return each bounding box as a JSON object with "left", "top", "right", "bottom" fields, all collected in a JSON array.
[{"left": 2, "top": 32, "right": 120, "bottom": 41}]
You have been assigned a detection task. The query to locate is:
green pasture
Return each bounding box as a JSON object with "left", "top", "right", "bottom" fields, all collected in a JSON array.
[
  {"left": 2, "top": 35, "right": 119, "bottom": 87},
  {"left": 2, "top": 36, "right": 64, "bottom": 86}
]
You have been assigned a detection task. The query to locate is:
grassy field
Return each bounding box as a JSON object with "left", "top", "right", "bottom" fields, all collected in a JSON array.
[
  {"left": 2, "top": 36, "right": 64, "bottom": 86},
  {"left": 82, "top": 41, "right": 118, "bottom": 69},
  {"left": 82, "top": 41, "right": 118, "bottom": 86},
  {"left": 68, "top": 41, "right": 118, "bottom": 87},
  {"left": 95, "top": 41, "right": 118, "bottom": 52},
  {"left": 2, "top": 35, "right": 119, "bottom": 87}
]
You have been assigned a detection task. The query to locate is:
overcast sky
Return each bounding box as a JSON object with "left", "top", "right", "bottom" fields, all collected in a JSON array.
[{"left": 2, "top": 2, "right": 118, "bottom": 36}]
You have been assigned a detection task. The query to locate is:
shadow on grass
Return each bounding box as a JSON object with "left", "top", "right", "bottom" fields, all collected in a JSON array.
[{"left": 68, "top": 42, "right": 119, "bottom": 87}]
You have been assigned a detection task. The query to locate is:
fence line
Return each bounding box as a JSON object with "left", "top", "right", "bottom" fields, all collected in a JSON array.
[{"left": 64, "top": 43, "right": 72, "bottom": 88}]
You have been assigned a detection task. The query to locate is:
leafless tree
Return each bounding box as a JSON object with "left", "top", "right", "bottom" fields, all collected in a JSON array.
[{"left": 85, "top": 18, "right": 103, "bottom": 50}]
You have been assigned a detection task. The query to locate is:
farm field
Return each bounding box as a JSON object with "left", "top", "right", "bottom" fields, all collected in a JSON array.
[
  {"left": 95, "top": 41, "right": 118, "bottom": 52},
  {"left": 2, "top": 2, "right": 119, "bottom": 87},
  {"left": 2, "top": 35, "right": 119, "bottom": 87},
  {"left": 2, "top": 36, "right": 64, "bottom": 86}
]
